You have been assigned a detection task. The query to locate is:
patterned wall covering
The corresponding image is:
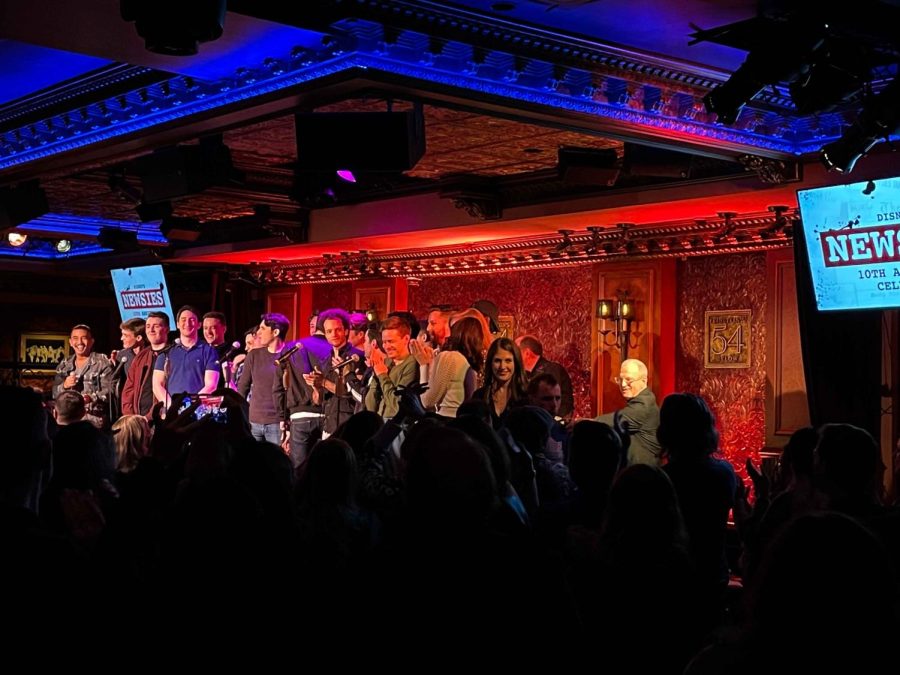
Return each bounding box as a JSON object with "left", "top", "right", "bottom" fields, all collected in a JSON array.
[
  {"left": 677, "top": 253, "right": 767, "bottom": 481},
  {"left": 312, "top": 282, "right": 354, "bottom": 317},
  {"left": 408, "top": 265, "right": 595, "bottom": 419}
]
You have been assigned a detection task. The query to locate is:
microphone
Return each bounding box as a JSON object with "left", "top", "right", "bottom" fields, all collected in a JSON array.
[
  {"left": 111, "top": 354, "right": 129, "bottom": 380},
  {"left": 330, "top": 353, "right": 361, "bottom": 370},
  {"left": 274, "top": 342, "right": 303, "bottom": 366},
  {"left": 217, "top": 341, "right": 243, "bottom": 365}
]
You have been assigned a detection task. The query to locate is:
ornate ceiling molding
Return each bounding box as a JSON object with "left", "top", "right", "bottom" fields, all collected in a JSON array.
[
  {"left": 0, "top": 1, "right": 856, "bottom": 177},
  {"left": 255, "top": 209, "right": 795, "bottom": 284}
]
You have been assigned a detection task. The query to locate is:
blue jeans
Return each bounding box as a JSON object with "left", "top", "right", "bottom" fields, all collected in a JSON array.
[
  {"left": 289, "top": 416, "right": 322, "bottom": 468},
  {"left": 251, "top": 422, "right": 281, "bottom": 445}
]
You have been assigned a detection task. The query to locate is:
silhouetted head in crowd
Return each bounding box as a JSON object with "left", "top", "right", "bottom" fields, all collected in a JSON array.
[
  {"left": 404, "top": 425, "right": 497, "bottom": 532},
  {"left": 504, "top": 405, "right": 552, "bottom": 456},
  {"left": 814, "top": 423, "right": 884, "bottom": 504},
  {"left": 457, "top": 399, "right": 492, "bottom": 426},
  {"left": 297, "top": 438, "right": 358, "bottom": 508},
  {"left": 448, "top": 414, "right": 512, "bottom": 491},
  {"left": 333, "top": 411, "right": 384, "bottom": 458},
  {"left": 568, "top": 420, "right": 623, "bottom": 496},
  {"left": 600, "top": 464, "right": 688, "bottom": 563},
  {"left": 0, "top": 386, "right": 51, "bottom": 510},
  {"left": 54, "top": 390, "right": 86, "bottom": 425},
  {"left": 744, "top": 511, "right": 896, "bottom": 670},
  {"left": 112, "top": 414, "right": 151, "bottom": 473},
  {"left": 657, "top": 392, "right": 719, "bottom": 461},
  {"left": 776, "top": 425, "right": 817, "bottom": 491}
]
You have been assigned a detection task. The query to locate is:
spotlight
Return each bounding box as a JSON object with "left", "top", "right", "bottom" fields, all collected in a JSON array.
[
  {"left": 120, "top": 0, "right": 226, "bottom": 56},
  {"left": 701, "top": 26, "right": 825, "bottom": 125},
  {"left": 159, "top": 216, "right": 202, "bottom": 242},
  {"left": 7, "top": 232, "right": 27, "bottom": 247},
  {"left": 56, "top": 239, "right": 72, "bottom": 253},
  {"left": 97, "top": 227, "right": 140, "bottom": 252},
  {"left": 0, "top": 180, "right": 49, "bottom": 231},
  {"left": 336, "top": 170, "right": 357, "bottom": 183},
  {"left": 821, "top": 78, "right": 900, "bottom": 173}
]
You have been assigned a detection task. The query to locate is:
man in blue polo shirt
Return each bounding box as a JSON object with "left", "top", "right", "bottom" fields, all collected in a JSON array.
[{"left": 152, "top": 305, "right": 220, "bottom": 408}]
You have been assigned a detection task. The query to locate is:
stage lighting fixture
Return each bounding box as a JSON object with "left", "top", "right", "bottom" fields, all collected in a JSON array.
[
  {"left": 7, "top": 232, "right": 27, "bottom": 247},
  {"left": 821, "top": 78, "right": 900, "bottom": 173},
  {"left": 0, "top": 180, "right": 49, "bottom": 231},
  {"left": 136, "top": 201, "right": 173, "bottom": 223},
  {"left": 133, "top": 136, "right": 239, "bottom": 204},
  {"left": 120, "top": 0, "right": 226, "bottom": 56},
  {"left": 97, "top": 227, "right": 140, "bottom": 252},
  {"left": 336, "top": 170, "right": 357, "bottom": 183},
  {"left": 56, "top": 239, "right": 72, "bottom": 253},
  {"left": 159, "top": 216, "right": 202, "bottom": 242},
  {"left": 704, "top": 35, "right": 822, "bottom": 125},
  {"left": 787, "top": 42, "right": 869, "bottom": 114}
]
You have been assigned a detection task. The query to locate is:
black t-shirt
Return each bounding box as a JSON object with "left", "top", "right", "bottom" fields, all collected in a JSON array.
[{"left": 139, "top": 348, "right": 165, "bottom": 414}]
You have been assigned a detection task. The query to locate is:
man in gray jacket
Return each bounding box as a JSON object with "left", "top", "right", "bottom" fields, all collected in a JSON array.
[{"left": 597, "top": 358, "right": 661, "bottom": 466}]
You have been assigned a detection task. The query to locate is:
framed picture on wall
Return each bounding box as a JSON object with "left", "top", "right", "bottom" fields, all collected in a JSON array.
[
  {"left": 355, "top": 285, "right": 392, "bottom": 323},
  {"left": 496, "top": 314, "right": 516, "bottom": 339},
  {"left": 704, "top": 310, "right": 751, "bottom": 368},
  {"left": 19, "top": 332, "right": 70, "bottom": 372}
]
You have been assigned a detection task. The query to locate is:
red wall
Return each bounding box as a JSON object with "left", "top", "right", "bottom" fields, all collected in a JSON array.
[
  {"left": 676, "top": 253, "right": 767, "bottom": 479},
  {"left": 312, "top": 282, "right": 354, "bottom": 316}
]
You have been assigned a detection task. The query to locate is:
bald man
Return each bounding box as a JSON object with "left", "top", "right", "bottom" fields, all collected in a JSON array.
[{"left": 597, "top": 358, "right": 661, "bottom": 466}]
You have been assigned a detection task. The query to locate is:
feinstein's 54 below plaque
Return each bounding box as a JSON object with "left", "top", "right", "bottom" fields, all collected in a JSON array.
[{"left": 704, "top": 310, "right": 751, "bottom": 368}]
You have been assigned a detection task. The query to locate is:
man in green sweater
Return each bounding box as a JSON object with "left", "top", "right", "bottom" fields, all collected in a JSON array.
[{"left": 366, "top": 315, "right": 419, "bottom": 419}]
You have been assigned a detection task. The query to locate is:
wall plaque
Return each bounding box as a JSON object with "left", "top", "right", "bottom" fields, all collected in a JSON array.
[{"left": 704, "top": 310, "right": 751, "bottom": 368}]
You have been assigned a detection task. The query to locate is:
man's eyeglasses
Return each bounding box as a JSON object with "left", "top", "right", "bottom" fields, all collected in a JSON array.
[{"left": 613, "top": 376, "right": 645, "bottom": 386}]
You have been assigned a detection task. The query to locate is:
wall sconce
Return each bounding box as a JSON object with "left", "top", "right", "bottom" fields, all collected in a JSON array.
[{"left": 597, "top": 291, "right": 639, "bottom": 358}]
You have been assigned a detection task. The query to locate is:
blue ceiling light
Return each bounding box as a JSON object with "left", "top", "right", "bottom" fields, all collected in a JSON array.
[
  {"left": 17, "top": 213, "right": 169, "bottom": 245},
  {"left": 0, "top": 238, "right": 112, "bottom": 259}
]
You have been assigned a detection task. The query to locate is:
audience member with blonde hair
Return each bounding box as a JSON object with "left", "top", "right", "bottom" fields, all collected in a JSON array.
[{"left": 111, "top": 414, "right": 151, "bottom": 473}]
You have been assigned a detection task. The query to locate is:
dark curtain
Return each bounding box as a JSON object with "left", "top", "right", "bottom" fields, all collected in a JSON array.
[{"left": 793, "top": 226, "right": 882, "bottom": 437}]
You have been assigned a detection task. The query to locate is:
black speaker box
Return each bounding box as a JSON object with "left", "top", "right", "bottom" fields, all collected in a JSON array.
[
  {"left": 135, "top": 138, "right": 235, "bottom": 203},
  {"left": 558, "top": 147, "right": 620, "bottom": 186},
  {"left": 295, "top": 108, "right": 426, "bottom": 172}
]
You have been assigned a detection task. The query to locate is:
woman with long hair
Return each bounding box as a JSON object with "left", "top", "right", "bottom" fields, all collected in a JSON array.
[
  {"left": 471, "top": 337, "right": 528, "bottom": 425},
  {"left": 410, "top": 315, "right": 484, "bottom": 417}
]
